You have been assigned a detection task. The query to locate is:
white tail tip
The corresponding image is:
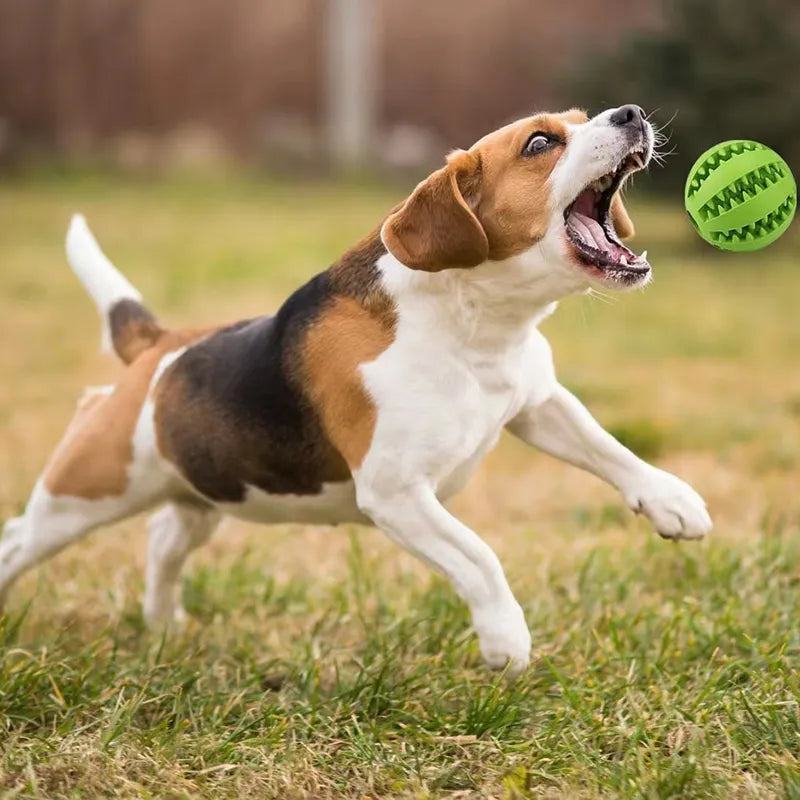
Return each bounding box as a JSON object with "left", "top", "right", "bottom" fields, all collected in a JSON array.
[{"left": 65, "top": 214, "right": 143, "bottom": 353}]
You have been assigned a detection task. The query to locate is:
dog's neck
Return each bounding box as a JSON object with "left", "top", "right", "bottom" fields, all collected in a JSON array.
[
  {"left": 375, "top": 245, "right": 580, "bottom": 352},
  {"left": 326, "top": 225, "right": 585, "bottom": 352}
]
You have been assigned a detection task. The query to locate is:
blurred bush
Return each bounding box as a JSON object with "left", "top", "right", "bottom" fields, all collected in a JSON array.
[{"left": 571, "top": 0, "right": 800, "bottom": 190}]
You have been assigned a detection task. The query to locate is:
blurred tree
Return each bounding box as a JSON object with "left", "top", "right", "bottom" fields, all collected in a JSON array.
[{"left": 571, "top": 0, "right": 800, "bottom": 190}]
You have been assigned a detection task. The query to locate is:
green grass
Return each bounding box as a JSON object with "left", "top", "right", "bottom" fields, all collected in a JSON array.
[
  {"left": 2, "top": 535, "right": 799, "bottom": 798},
  {"left": 1, "top": 170, "right": 800, "bottom": 798}
]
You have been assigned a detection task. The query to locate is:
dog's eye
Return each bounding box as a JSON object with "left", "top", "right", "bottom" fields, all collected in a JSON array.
[{"left": 522, "top": 132, "right": 554, "bottom": 156}]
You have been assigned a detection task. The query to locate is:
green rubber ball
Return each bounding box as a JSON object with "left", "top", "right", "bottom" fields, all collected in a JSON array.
[{"left": 684, "top": 140, "right": 796, "bottom": 251}]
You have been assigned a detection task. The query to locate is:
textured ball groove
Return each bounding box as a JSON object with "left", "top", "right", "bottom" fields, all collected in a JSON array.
[{"left": 684, "top": 140, "right": 796, "bottom": 252}]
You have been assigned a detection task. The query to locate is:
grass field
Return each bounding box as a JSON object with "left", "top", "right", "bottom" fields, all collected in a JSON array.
[{"left": 1, "top": 169, "right": 799, "bottom": 799}]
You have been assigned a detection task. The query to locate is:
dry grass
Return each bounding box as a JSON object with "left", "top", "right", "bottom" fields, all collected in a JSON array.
[{"left": 0, "top": 169, "right": 799, "bottom": 798}]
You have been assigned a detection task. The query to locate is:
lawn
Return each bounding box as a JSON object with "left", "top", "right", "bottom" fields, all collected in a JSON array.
[{"left": 0, "top": 169, "right": 799, "bottom": 799}]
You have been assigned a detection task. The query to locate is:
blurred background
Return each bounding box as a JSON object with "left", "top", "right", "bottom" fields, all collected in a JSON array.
[{"left": 1, "top": 0, "right": 797, "bottom": 184}]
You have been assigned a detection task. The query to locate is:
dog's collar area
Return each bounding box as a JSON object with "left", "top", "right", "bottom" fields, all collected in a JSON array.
[{"left": 564, "top": 149, "right": 650, "bottom": 279}]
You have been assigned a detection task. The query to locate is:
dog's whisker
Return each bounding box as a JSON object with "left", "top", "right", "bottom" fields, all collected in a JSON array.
[
  {"left": 651, "top": 108, "right": 679, "bottom": 131},
  {"left": 587, "top": 288, "right": 618, "bottom": 306},
  {"left": 652, "top": 145, "right": 677, "bottom": 165}
]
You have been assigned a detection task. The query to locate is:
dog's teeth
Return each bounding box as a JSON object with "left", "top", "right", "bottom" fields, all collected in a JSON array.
[
  {"left": 631, "top": 153, "right": 644, "bottom": 169},
  {"left": 619, "top": 255, "right": 628, "bottom": 266},
  {"left": 640, "top": 249, "right": 648, "bottom": 261}
]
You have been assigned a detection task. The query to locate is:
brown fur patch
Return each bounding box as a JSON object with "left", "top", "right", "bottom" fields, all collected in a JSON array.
[
  {"left": 469, "top": 112, "right": 577, "bottom": 260},
  {"left": 610, "top": 193, "right": 635, "bottom": 239},
  {"left": 43, "top": 328, "right": 211, "bottom": 499},
  {"left": 382, "top": 154, "right": 488, "bottom": 272},
  {"left": 301, "top": 296, "right": 395, "bottom": 470}
]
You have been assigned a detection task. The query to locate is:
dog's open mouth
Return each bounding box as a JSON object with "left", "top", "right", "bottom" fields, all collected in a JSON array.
[{"left": 564, "top": 148, "right": 650, "bottom": 283}]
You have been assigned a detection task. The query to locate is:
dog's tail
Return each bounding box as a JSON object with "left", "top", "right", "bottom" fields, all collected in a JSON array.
[{"left": 66, "top": 214, "right": 164, "bottom": 364}]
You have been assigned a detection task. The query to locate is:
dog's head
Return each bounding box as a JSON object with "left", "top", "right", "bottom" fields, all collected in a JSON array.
[{"left": 382, "top": 105, "right": 654, "bottom": 292}]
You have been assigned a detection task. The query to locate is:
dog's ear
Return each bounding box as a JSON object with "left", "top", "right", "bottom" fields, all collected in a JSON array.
[
  {"left": 610, "top": 193, "right": 635, "bottom": 239},
  {"left": 382, "top": 150, "right": 488, "bottom": 271}
]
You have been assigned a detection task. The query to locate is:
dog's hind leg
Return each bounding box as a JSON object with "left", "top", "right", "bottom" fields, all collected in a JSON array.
[
  {"left": 1, "top": 516, "right": 25, "bottom": 545},
  {"left": 0, "top": 377, "right": 173, "bottom": 611},
  {"left": 142, "top": 503, "right": 220, "bottom": 629},
  {"left": 0, "top": 480, "right": 159, "bottom": 610}
]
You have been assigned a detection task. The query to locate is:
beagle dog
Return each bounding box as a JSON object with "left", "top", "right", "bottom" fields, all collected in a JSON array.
[{"left": 0, "top": 105, "right": 711, "bottom": 674}]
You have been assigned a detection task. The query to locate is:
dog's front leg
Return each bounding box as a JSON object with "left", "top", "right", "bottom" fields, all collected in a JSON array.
[
  {"left": 356, "top": 481, "right": 530, "bottom": 674},
  {"left": 507, "top": 384, "right": 712, "bottom": 540}
]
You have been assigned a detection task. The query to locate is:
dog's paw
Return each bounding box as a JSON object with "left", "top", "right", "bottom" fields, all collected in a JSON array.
[
  {"left": 473, "top": 602, "right": 531, "bottom": 677},
  {"left": 623, "top": 467, "right": 712, "bottom": 540}
]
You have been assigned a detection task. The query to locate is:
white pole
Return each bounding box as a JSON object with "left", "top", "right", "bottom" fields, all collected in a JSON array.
[{"left": 325, "top": 0, "right": 378, "bottom": 168}]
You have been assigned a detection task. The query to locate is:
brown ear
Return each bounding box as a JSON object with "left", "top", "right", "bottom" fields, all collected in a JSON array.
[
  {"left": 382, "top": 151, "right": 489, "bottom": 271},
  {"left": 610, "top": 193, "right": 635, "bottom": 239}
]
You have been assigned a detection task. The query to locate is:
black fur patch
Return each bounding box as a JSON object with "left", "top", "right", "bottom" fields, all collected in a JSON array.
[{"left": 155, "top": 232, "right": 389, "bottom": 503}]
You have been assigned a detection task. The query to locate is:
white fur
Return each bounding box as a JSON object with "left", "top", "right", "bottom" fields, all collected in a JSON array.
[
  {"left": 216, "top": 482, "right": 365, "bottom": 526},
  {"left": 353, "top": 250, "right": 563, "bottom": 675},
  {"left": 349, "top": 110, "right": 706, "bottom": 672},
  {"left": 66, "top": 214, "right": 143, "bottom": 352},
  {"left": 506, "top": 385, "right": 712, "bottom": 540},
  {"left": 550, "top": 109, "right": 653, "bottom": 213},
  {"left": 351, "top": 236, "right": 710, "bottom": 672}
]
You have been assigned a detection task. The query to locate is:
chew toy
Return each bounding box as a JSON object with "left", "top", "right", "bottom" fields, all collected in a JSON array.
[{"left": 684, "top": 140, "right": 796, "bottom": 251}]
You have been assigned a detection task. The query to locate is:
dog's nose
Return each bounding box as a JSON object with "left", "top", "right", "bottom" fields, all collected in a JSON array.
[{"left": 610, "top": 104, "right": 646, "bottom": 128}]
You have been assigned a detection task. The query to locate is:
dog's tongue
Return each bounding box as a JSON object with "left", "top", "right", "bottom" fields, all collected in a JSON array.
[
  {"left": 567, "top": 188, "right": 632, "bottom": 260},
  {"left": 568, "top": 189, "right": 612, "bottom": 252},
  {"left": 568, "top": 211, "right": 608, "bottom": 251}
]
